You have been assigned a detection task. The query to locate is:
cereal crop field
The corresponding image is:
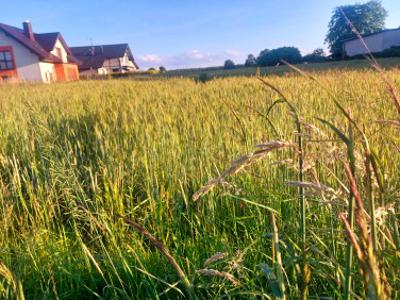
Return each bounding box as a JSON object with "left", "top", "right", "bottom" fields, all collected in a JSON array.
[{"left": 0, "top": 68, "right": 399, "bottom": 299}]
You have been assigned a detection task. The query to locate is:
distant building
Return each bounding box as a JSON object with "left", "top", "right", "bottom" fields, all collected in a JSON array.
[
  {"left": 0, "top": 21, "right": 79, "bottom": 83},
  {"left": 343, "top": 28, "right": 400, "bottom": 57},
  {"left": 70, "top": 44, "right": 139, "bottom": 76}
]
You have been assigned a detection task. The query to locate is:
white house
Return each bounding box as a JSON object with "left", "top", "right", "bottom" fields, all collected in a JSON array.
[
  {"left": 0, "top": 21, "right": 79, "bottom": 83},
  {"left": 70, "top": 44, "right": 139, "bottom": 76},
  {"left": 343, "top": 28, "right": 400, "bottom": 57}
]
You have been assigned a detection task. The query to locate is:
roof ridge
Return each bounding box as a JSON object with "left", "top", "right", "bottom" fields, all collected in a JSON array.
[
  {"left": 70, "top": 43, "right": 128, "bottom": 48},
  {"left": 0, "top": 22, "right": 73, "bottom": 63}
]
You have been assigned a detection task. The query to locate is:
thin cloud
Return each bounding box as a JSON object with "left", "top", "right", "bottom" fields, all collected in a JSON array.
[
  {"left": 136, "top": 49, "right": 246, "bottom": 70},
  {"left": 138, "top": 54, "right": 162, "bottom": 63}
]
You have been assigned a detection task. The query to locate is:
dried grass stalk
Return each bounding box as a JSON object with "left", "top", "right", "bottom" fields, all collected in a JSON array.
[
  {"left": 123, "top": 218, "right": 192, "bottom": 292},
  {"left": 227, "top": 250, "right": 244, "bottom": 270},
  {"left": 0, "top": 262, "right": 25, "bottom": 300},
  {"left": 340, "top": 164, "right": 390, "bottom": 300},
  {"left": 285, "top": 181, "right": 335, "bottom": 194},
  {"left": 204, "top": 252, "right": 228, "bottom": 267},
  {"left": 376, "top": 119, "right": 400, "bottom": 129},
  {"left": 193, "top": 141, "right": 292, "bottom": 201},
  {"left": 196, "top": 268, "right": 240, "bottom": 286}
]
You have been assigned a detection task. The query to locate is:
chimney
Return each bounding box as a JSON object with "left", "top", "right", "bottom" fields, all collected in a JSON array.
[{"left": 22, "top": 21, "right": 35, "bottom": 41}]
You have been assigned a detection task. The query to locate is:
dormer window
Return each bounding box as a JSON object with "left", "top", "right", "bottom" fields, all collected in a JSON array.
[
  {"left": 56, "top": 47, "right": 62, "bottom": 58},
  {"left": 0, "top": 48, "right": 15, "bottom": 70}
]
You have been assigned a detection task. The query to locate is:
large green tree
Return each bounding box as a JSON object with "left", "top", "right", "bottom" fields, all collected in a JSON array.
[{"left": 326, "top": 1, "right": 387, "bottom": 57}]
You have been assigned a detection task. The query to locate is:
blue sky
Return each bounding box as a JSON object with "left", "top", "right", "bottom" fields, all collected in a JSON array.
[{"left": 2, "top": 0, "right": 400, "bottom": 69}]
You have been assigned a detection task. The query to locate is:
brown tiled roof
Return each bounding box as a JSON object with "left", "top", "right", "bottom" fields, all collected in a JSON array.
[
  {"left": 0, "top": 23, "right": 78, "bottom": 64},
  {"left": 70, "top": 44, "right": 139, "bottom": 70}
]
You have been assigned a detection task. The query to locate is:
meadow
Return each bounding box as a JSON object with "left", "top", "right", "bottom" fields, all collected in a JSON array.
[
  {"left": 0, "top": 67, "right": 399, "bottom": 299},
  {"left": 152, "top": 57, "right": 400, "bottom": 79}
]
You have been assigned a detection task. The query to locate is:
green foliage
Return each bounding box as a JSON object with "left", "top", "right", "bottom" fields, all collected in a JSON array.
[
  {"left": 326, "top": 0, "right": 388, "bottom": 57},
  {"left": 196, "top": 72, "right": 214, "bottom": 83},
  {"left": 245, "top": 54, "right": 257, "bottom": 67},
  {"left": 159, "top": 66, "right": 167, "bottom": 73},
  {"left": 351, "top": 46, "right": 400, "bottom": 59},
  {"left": 257, "top": 47, "right": 302, "bottom": 66},
  {"left": 303, "top": 48, "right": 329, "bottom": 63},
  {"left": 223, "top": 59, "right": 236, "bottom": 69}
]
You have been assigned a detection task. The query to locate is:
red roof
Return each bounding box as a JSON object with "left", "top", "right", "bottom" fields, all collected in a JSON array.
[{"left": 0, "top": 22, "right": 78, "bottom": 64}]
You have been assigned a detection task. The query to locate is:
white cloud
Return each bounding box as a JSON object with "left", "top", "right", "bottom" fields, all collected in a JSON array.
[
  {"left": 136, "top": 49, "right": 246, "bottom": 70},
  {"left": 224, "top": 50, "right": 243, "bottom": 57},
  {"left": 138, "top": 54, "right": 162, "bottom": 63}
]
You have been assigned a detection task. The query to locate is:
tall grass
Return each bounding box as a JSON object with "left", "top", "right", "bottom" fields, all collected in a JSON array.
[{"left": 0, "top": 70, "right": 399, "bottom": 299}]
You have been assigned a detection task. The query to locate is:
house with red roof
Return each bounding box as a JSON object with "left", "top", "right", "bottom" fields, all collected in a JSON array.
[{"left": 0, "top": 21, "right": 79, "bottom": 83}]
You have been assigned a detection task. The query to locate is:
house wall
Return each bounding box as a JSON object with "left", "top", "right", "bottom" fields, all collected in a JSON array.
[
  {"left": 50, "top": 39, "right": 68, "bottom": 63},
  {"left": 120, "top": 52, "right": 137, "bottom": 69},
  {"left": 80, "top": 67, "right": 108, "bottom": 76},
  {"left": 344, "top": 30, "right": 400, "bottom": 57},
  {"left": 38, "top": 62, "right": 56, "bottom": 83},
  {"left": 102, "top": 51, "right": 137, "bottom": 73},
  {"left": 382, "top": 30, "right": 400, "bottom": 49},
  {"left": 54, "top": 63, "right": 79, "bottom": 81},
  {"left": 0, "top": 29, "right": 43, "bottom": 82}
]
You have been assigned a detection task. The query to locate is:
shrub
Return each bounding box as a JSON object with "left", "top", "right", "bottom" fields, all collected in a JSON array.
[
  {"left": 303, "top": 48, "right": 329, "bottom": 63},
  {"left": 257, "top": 47, "right": 302, "bottom": 66},
  {"left": 245, "top": 54, "right": 257, "bottom": 67},
  {"left": 377, "top": 46, "right": 400, "bottom": 58},
  {"left": 196, "top": 72, "right": 214, "bottom": 83},
  {"left": 147, "top": 68, "right": 158, "bottom": 75},
  {"left": 347, "top": 47, "right": 400, "bottom": 60},
  {"left": 224, "top": 60, "right": 236, "bottom": 69}
]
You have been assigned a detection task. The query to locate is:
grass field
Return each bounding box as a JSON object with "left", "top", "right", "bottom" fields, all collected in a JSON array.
[
  {"left": 157, "top": 57, "right": 400, "bottom": 79},
  {"left": 0, "top": 67, "right": 399, "bottom": 299}
]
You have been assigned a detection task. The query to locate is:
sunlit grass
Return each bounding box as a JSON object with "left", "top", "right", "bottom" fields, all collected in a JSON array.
[{"left": 0, "top": 70, "right": 399, "bottom": 299}]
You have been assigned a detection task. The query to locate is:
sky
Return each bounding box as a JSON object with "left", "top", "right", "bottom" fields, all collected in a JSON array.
[{"left": 2, "top": 0, "right": 400, "bottom": 69}]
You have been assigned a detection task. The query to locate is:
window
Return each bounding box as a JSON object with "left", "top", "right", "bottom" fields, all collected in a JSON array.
[
  {"left": 56, "top": 47, "right": 62, "bottom": 58},
  {"left": 0, "top": 50, "right": 15, "bottom": 70}
]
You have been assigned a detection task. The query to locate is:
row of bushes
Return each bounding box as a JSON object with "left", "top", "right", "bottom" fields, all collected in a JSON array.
[
  {"left": 224, "top": 46, "right": 400, "bottom": 70},
  {"left": 224, "top": 47, "right": 330, "bottom": 69},
  {"left": 348, "top": 46, "right": 400, "bottom": 60}
]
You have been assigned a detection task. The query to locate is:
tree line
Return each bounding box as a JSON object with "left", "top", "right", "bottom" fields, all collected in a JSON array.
[
  {"left": 224, "top": 47, "right": 328, "bottom": 69},
  {"left": 224, "top": 0, "right": 390, "bottom": 69}
]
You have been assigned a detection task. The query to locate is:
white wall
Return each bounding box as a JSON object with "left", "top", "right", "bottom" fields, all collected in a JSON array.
[
  {"left": 120, "top": 52, "right": 137, "bottom": 69},
  {"left": 38, "top": 62, "right": 56, "bottom": 83},
  {"left": 50, "top": 39, "right": 68, "bottom": 63},
  {"left": 80, "top": 67, "right": 108, "bottom": 76},
  {"left": 345, "top": 29, "right": 400, "bottom": 57},
  {"left": 101, "top": 51, "right": 137, "bottom": 73},
  {"left": 382, "top": 30, "right": 400, "bottom": 49},
  {"left": 0, "top": 29, "right": 43, "bottom": 82}
]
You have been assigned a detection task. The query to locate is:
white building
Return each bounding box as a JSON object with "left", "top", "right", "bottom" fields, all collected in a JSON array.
[
  {"left": 0, "top": 21, "right": 79, "bottom": 83},
  {"left": 343, "top": 28, "right": 400, "bottom": 57},
  {"left": 70, "top": 44, "right": 139, "bottom": 76}
]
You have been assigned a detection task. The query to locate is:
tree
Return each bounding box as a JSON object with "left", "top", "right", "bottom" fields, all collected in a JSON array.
[
  {"left": 312, "top": 48, "right": 325, "bottom": 57},
  {"left": 302, "top": 48, "right": 328, "bottom": 63},
  {"left": 147, "top": 67, "right": 157, "bottom": 74},
  {"left": 326, "top": 1, "right": 387, "bottom": 57},
  {"left": 224, "top": 59, "right": 235, "bottom": 69},
  {"left": 256, "top": 49, "right": 270, "bottom": 65},
  {"left": 159, "top": 66, "right": 166, "bottom": 73},
  {"left": 245, "top": 54, "right": 257, "bottom": 67},
  {"left": 257, "top": 47, "right": 302, "bottom": 66}
]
